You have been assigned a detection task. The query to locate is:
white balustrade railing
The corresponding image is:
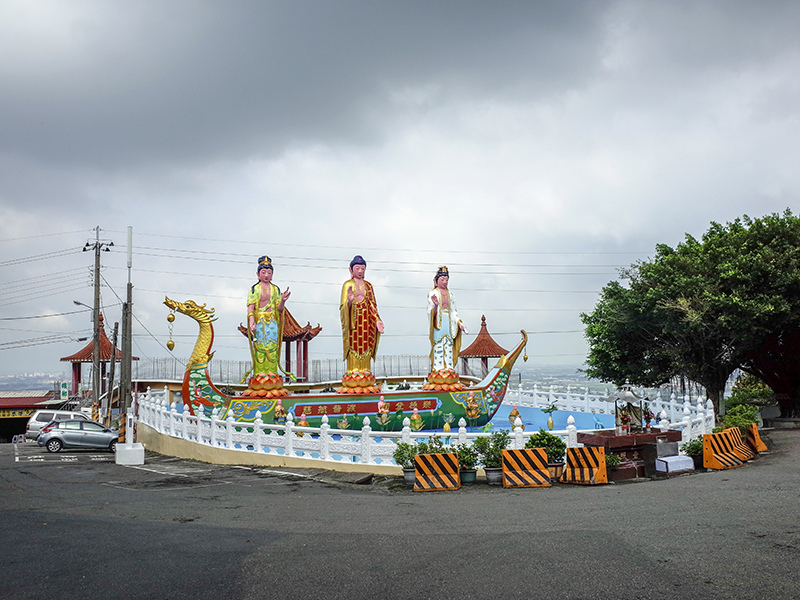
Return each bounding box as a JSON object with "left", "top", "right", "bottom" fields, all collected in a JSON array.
[{"left": 135, "top": 384, "right": 716, "bottom": 466}]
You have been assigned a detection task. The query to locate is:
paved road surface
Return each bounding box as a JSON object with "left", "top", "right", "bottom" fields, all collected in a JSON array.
[{"left": 2, "top": 431, "right": 799, "bottom": 600}]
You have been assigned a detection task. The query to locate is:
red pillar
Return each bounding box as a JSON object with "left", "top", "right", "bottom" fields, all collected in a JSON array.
[{"left": 71, "top": 362, "right": 81, "bottom": 396}]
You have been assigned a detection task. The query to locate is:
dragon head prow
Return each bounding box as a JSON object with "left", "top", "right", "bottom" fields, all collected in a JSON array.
[{"left": 164, "top": 296, "right": 217, "bottom": 323}]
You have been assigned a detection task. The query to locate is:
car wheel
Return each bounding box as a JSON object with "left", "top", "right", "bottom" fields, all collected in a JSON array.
[
  {"left": 109, "top": 440, "right": 117, "bottom": 453},
  {"left": 46, "top": 438, "right": 63, "bottom": 453}
]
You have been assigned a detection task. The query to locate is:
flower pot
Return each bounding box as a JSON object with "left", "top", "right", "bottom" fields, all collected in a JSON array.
[
  {"left": 484, "top": 467, "right": 503, "bottom": 486},
  {"left": 547, "top": 462, "right": 564, "bottom": 482},
  {"left": 690, "top": 454, "right": 704, "bottom": 471},
  {"left": 460, "top": 468, "right": 477, "bottom": 485},
  {"left": 402, "top": 468, "right": 416, "bottom": 486}
]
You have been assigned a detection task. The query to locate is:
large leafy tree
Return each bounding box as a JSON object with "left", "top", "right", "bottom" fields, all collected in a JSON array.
[{"left": 581, "top": 210, "right": 800, "bottom": 416}]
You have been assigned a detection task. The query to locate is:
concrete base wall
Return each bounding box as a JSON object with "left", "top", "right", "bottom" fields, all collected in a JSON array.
[{"left": 137, "top": 422, "right": 402, "bottom": 475}]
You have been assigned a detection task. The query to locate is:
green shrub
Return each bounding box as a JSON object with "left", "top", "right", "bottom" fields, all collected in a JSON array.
[
  {"left": 524, "top": 428, "right": 567, "bottom": 463},
  {"left": 605, "top": 453, "right": 623, "bottom": 467},
  {"left": 680, "top": 437, "right": 704, "bottom": 457},
  {"left": 474, "top": 430, "right": 510, "bottom": 468},
  {"left": 728, "top": 373, "right": 776, "bottom": 407},
  {"left": 720, "top": 403, "right": 759, "bottom": 435},
  {"left": 455, "top": 443, "right": 479, "bottom": 469},
  {"left": 392, "top": 442, "right": 417, "bottom": 469}
]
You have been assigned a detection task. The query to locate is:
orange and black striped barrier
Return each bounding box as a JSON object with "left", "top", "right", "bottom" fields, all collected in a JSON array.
[
  {"left": 501, "top": 448, "right": 552, "bottom": 488},
  {"left": 91, "top": 405, "right": 99, "bottom": 422},
  {"left": 413, "top": 452, "right": 460, "bottom": 492},
  {"left": 118, "top": 418, "right": 126, "bottom": 444},
  {"left": 747, "top": 423, "right": 768, "bottom": 453},
  {"left": 562, "top": 446, "right": 607, "bottom": 485},
  {"left": 702, "top": 431, "right": 744, "bottom": 470},
  {"left": 724, "top": 427, "right": 756, "bottom": 461}
]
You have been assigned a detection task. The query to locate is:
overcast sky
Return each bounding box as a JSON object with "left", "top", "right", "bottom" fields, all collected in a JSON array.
[{"left": 1, "top": 1, "right": 799, "bottom": 383}]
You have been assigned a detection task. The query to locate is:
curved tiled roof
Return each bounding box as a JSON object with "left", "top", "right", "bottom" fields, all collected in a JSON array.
[
  {"left": 460, "top": 315, "right": 508, "bottom": 358},
  {"left": 60, "top": 314, "right": 138, "bottom": 363}
]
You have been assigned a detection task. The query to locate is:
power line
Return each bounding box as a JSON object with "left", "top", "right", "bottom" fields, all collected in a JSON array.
[{"left": 108, "top": 229, "right": 650, "bottom": 256}]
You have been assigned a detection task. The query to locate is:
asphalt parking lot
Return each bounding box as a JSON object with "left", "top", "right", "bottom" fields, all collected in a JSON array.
[{"left": 2, "top": 431, "right": 800, "bottom": 600}]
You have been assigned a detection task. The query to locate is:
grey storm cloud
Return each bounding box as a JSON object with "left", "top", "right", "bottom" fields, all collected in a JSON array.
[{"left": 2, "top": 2, "right": 604, "bottom": 170}]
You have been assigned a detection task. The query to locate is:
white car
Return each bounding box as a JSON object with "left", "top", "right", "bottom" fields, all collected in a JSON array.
[{"left": 25, "top": 409, "right": 88, "bottom": 440}]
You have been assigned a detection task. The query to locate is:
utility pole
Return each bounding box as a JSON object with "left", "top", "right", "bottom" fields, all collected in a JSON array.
[
  {"left": 82, "top": 226, "right": 113, "bottom": 409},
  {"left": 105, "top": 321, "right": 119, "bottom": 426},
  {"left": 120, "top": 226, "right": 133, "bottom": 413}
]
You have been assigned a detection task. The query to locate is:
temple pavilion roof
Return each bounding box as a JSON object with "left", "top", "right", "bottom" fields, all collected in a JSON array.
[
  {"left": 237, "top": 308, "right": 322, "bottom": 342},
  {"left": 460, "top": 315, "right": 508, "bottom": 358},
  {"left": 60, "top": 314, "right": 139, "bottom": 363}
]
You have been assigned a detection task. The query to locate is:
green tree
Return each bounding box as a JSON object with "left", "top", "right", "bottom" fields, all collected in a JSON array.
[{"left": 581, "top": 210, "right": 800, "bottom": 416}]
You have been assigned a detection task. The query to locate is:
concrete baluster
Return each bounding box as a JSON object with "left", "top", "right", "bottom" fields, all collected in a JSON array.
[
  {"left": 566, "top": 415, "right": 578, "bottom": 448},
  {"left": 285, "top": 413, "right": 294, "bottom": 456},
  {"left": 320, "top": 415, "right": 330, "bottom": 461},
  {"left": 361, "top": 416, "right": 372, "bottom": 464},
  {"left": 513, "top": 417, "right": 525, "bottom": 449},
  {"left": 226, "top": 415, "right": 235, "bottom": 449},
  {"left": 254, "top": 411, "right": 263, "bottom": 453},
  {"left": 659, "top": 410, "right": 670, "bottom": 433},
  {"left": 182, "top": 404, "right": 189, "bottom": 440},
  {"left": 400, "top": 417, "right": 412, "bottom": 444},
  {"left": 210, "top": 411, "right": 218, "bottom": 447},
  {"left": 681, "top": 405, "right": 692, "bottom": 443},
  {"left": 457, "top": 418, "right": 468, "bottom": 445}
]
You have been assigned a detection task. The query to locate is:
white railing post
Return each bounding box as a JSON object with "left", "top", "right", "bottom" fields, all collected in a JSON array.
[
  {"left": 457, "top": 418, "right": 468, "bottom": 445},
  {"left": 566, "top": 415, "right": 578, "bottom": 448},
  {"left": 513, "top": 417, "right": 525, "bottom": 449},
  {"left": 659, "top": 410, "right": 670, "bottom": 433},
  {"left": 285, "top": 413, "right": 294, "bottom": 456},
  {"left": 401, "top": 418, "right": 412, "bottom": 444},
  {"left": 584, "top": 387, "right": 591, "bottom": 413},
  {"left": 182, "top": 404, "right": 189, "bottom": 440},
  {"left": 670, "top": 392, "right": 678, "bottom": 423},
  {"left": 254, "top": 411, "right": 263, "bottom": 453},
  {"left": 361, "top": 416, "right": 372, "bottom": 464},
  {"left": 320, "top": 415, "right": 330, "bottom": 461},
  {"left": 169, "top": 403, "right": 178, "bottom": 437},
  {"left": 681, "top": 405, "right": 692, "bottom": 443},
  {"left": 210, "top": 410, "right": 218, "bottom": 447},
  {"left": 226, "top": 415, "right": 235, "bottom": 449}
]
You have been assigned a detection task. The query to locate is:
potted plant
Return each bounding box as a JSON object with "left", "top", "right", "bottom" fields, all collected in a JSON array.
[
  {"left": 393, "top": 441, "right": 418, "bottom": 485},
  {"left": 680, "top": 437, "right": 704, "bottom": 470},
  {"left": 525, "top": 428, "right": 567, "bottom": 480},
  {"left": 605, "top": 453, "right": 623, "bottom": 469},
  {"left": 455, "top": 443, "right": 479, "bottom": 484},
  {"left": 474, "top": 430, "right": 510, "bottom": 485}
]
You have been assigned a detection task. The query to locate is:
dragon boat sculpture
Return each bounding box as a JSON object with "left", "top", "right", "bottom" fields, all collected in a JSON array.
[{"left": 163, "top": 296, "right": 527, "bottom": 431}]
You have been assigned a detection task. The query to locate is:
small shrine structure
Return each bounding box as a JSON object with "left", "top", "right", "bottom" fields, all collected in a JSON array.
[
  {"left": 60, "top": 314, "right": 138, "bottom": 397},
  {"left": 459, "top": 315, "right": 508, "bottom": 378},
  {"left": 238, "top": 308, "right": 321, "bottom": 382},
  {"left": 282, "top": 309, "right": 322, "bottom": 382}
]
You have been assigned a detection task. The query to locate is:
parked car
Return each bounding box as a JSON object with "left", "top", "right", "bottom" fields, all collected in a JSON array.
[
  {"left": 25, "top": 409, "right": 89, "bottom": 440},
  {"left": 36, "top": 419, "right": 118, "bottom": 453}
]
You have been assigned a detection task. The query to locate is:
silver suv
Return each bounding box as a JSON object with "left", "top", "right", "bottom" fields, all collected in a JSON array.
[{"left": 25, "top": 410, "right": 88, "bottom": 440}]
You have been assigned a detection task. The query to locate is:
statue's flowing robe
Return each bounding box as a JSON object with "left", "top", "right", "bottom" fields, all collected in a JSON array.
[
  {"left": 428, "top": 288, "right": 465, "bottom": 371},
  {"left": 247, "top": 282, "right": 284, "bottom": 375},
  {"left": 340, "top": 279, "right": 381, "bottom": 372}
]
